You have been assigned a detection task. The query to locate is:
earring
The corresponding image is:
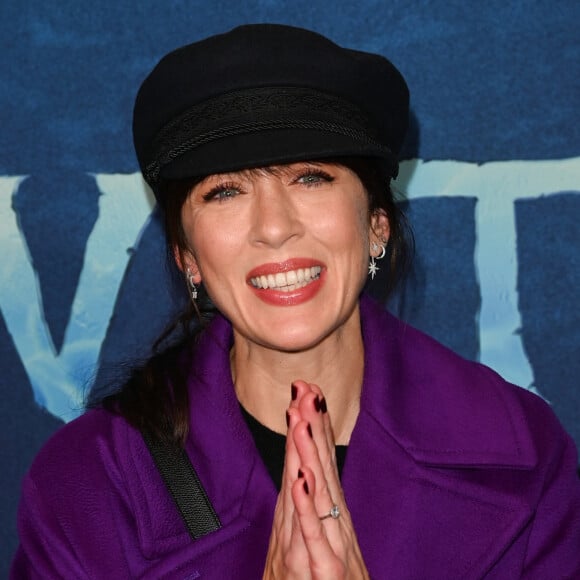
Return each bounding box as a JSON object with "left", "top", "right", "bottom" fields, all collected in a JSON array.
[
  {"left": 186, "top": 268, "right": 198, "bottom": 300},
  {"left": 368, "top": 242, "right": 386, "bottom": 280}
]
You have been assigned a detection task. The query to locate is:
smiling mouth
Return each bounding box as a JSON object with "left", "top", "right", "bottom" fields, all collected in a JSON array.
[{"left": 249, "top": 266, "right": 322, "bottom": 292}]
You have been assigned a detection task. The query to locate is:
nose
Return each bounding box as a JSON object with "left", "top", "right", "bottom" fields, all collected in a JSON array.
[{"left": 249, "top": 180, "right": 304, "bottom": 248}]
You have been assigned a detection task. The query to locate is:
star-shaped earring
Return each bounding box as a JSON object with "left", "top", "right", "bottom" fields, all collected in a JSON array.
[
  {"left": 368, "top": 258, "right": 380, "bottom": 279},
  {"left": 368, "top": 242, "right": 386, "bottom": 280}
]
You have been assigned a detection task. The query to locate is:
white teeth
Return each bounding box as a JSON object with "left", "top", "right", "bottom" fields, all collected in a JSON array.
[{"left": 250, "top": 266, "right": 321, "bottom": 290}]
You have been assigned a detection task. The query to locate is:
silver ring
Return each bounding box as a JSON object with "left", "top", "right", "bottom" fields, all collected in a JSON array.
[{"left": 319, "top": 504, "right": 340, "bottom": 521}]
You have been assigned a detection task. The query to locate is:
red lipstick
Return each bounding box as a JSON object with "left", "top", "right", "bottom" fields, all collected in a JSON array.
[
  {"left": 247, "top": 258, "right": 326, "bottom": 306},
  {"left": 246, "top": 258, "right": 323, "bottom": 278}
]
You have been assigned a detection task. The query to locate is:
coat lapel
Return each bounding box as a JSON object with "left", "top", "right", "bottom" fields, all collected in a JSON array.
[
  {"left": 344, "top": 412, "right": 533, "bottom": 579},
  {"left": 184, "top": 314, "right": 278, "bottom": 532},
  {"left": 342, "top": 297, "right": 536, "bottom": 578},
  {"left": 131, "top": 314, "right": 277, "bottom": 572}
]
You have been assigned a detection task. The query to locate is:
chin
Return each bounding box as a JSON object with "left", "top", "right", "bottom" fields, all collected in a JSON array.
[
  {"left": 258, "top": 323, "right": 333, "bottom": 353},
  {"left": 268, "top": 338, "right": 326, "bottom": 354}
]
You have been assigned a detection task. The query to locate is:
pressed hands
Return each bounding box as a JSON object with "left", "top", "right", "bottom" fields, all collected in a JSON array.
[{"left": 263, "top": 380, "right": 370, "bottom": 579}]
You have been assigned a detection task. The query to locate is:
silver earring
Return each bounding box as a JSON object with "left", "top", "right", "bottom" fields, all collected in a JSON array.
[
  {"left": 186, "top": 268, "right": 198, "bottom": 300},
  {"left": 368, "top": 243, "right": 386, "bottom": 280}
]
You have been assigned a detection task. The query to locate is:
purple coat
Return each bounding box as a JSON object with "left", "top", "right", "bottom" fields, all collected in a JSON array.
[{"left": 11, "top": 296, "right": 580, "bottom": 578}]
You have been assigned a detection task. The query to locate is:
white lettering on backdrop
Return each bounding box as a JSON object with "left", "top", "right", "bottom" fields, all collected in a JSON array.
[
  {"left": 1, "top": 157, "right": 579, "bottom": 420},
  {"left": 0, "top": 174, "right": 152, "bottom": 420}
]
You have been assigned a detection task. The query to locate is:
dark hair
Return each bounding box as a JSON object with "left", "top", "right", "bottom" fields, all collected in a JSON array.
[{"left": 100, "top": 157, "right": 412, "bottom": 446}]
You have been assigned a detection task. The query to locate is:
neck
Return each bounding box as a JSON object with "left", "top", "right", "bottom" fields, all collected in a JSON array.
[{"left": 231, "top": 305, "right": 364, "bottom": 444}]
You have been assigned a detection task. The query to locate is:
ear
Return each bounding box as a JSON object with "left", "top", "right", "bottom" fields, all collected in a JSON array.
[
  {"left": 173, "top": 245, "right": 202, "bottom": 284},
  {"left": 369, "top": 209, "right": 390, "bottom": 255}
]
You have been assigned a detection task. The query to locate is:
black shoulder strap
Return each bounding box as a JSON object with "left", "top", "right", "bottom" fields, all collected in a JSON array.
[{"left": 142, "top": 432, "right": 222, "bottom": 539}]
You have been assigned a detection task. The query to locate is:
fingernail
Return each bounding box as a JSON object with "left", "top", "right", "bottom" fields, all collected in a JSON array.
[
  {"left": 298, "top": 468, "right": 304, "bottom": 478},
  {"left": 303, "top": 480, "right": 309, "bottom": 495},
  {"left": 320, "top": 397, "right": 327, "bottom": 414},
  {"left": 285, "top": 411, "right": 290, "bottom": 427},
  {"left": 313, "top": 396, "right": 321, "bottom": 412},
  {"left": 291, "top": 383, "right": 297, "bottom": 401},
  {"left": 307, "top": 423, "right": 313, "bottom": 438}
]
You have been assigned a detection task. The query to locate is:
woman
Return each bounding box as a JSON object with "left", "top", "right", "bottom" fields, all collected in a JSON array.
[{"left": 11, "top": 24, "right": 580, "bottom": 579}]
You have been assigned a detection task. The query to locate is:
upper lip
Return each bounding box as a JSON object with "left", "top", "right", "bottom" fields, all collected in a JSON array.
[{"left": 247, "top": 258, "right": 325, "bottom": 280}]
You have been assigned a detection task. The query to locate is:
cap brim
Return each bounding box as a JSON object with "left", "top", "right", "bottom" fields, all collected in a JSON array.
[{"left": 158, "top": 128, "right": 392, "bottom": 182}]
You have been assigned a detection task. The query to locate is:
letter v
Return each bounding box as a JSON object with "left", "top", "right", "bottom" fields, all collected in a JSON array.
[{"left": 0, "top": 174, "right": 152, "bottom": 421}]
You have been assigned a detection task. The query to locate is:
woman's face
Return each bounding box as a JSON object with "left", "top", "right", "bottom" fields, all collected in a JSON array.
[{"left": 179, "top": 161, "right": 388, "bottom": 353}]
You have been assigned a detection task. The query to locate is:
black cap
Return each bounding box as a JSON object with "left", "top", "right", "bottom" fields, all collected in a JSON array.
[{"left": 133, "top": 24, "right": 409, "bottom": 202}]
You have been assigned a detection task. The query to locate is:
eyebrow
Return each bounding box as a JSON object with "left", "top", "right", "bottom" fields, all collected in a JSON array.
[{"left": 199, "top": 161, "right": 328, "bottom": 185}]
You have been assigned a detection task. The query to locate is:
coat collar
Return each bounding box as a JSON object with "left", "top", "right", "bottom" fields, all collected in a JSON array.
[
  {"left": 357, "top": 294, "right": 538, "bottom": 469},
  {"left": 343, "top": 295, "right": 536, "bottom": 577},
  {"left": 184, "top": 315, "right": 278, "bottom": 533}
]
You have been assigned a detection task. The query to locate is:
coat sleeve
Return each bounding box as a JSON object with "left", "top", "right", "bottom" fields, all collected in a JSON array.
[
  {"left": 10, "top": 412, "right": 135, "bottom": 579},
  {"left": 10, "top": 468, "right": 136, "bottom": 580},
  {"left": 522, "top": 427, "right": 580, "bottom": 578},
  {"left": 11, "top": 475, "right": 92, "bottom": 579}
]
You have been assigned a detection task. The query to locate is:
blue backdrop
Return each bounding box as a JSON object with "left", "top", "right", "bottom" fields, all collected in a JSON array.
[{"left": 1, "top": 1, "right": 579, "bottom": 572}]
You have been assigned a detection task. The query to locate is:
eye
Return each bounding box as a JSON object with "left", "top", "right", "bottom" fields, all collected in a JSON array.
[
  {"left": 295, "top": 169, "right": 335, "bottom": 187},
  {"left": 202, "top": 182, "right": 241, "bottom": 202}
]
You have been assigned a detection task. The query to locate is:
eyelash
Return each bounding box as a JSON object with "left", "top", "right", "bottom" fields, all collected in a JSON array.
[
  {"left": 202, "top": 168, "right": 335, "bottom": 202},
  {"left": 295, "top": 169, "right": 334, "bottom": 186},
  {"left": 202, "top": 181, "right": 240, "bottom": 202}
]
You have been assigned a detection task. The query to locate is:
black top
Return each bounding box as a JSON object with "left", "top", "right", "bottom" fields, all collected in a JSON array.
[{"left": 240, "top": 404, "right": 347, "bottom": 491}]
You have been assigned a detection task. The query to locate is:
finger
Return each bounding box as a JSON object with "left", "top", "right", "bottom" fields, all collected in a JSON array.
[
  {"left": 291, "top": 381, "right": 335, "bottom": 455},
  {"left": 317, "top": 397, "right": 342, "bottom": 501},
  {"left": 290, "top": 379, "right": 311, "bottom": 410},
  {"left": 319, "top": 394, "right": 336, "bottom": 455},
  {"left": 293, "top": 419, "right": 341, "bottom": 524},
  {"left": 282, "top": 383, "right": 320, "bottom": 530},
  {"left": 297, "top": 388, "right": 331, "bottom": 452},
  {"left": 295, "top": 384, "right": 337, "bottom": 467},
  {"left": 288, "top": 485, "right": 312, "bottom": 575},
  {"left": 280, "top": 407, "right": 303, "bottom": 521},
  {"left": 295, "top": 391, "right": 342, "bottom": 503},
  {"left": 292, "top": 469, "right": 345, "bottom": 578}
]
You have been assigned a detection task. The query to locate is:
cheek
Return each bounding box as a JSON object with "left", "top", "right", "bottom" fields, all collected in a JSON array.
[
  {"left": 329, "top": 198, "right": 371, "bottom": 252},
  {"left": 183, "top": 212, "right": 240, "bottom": 269}
]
